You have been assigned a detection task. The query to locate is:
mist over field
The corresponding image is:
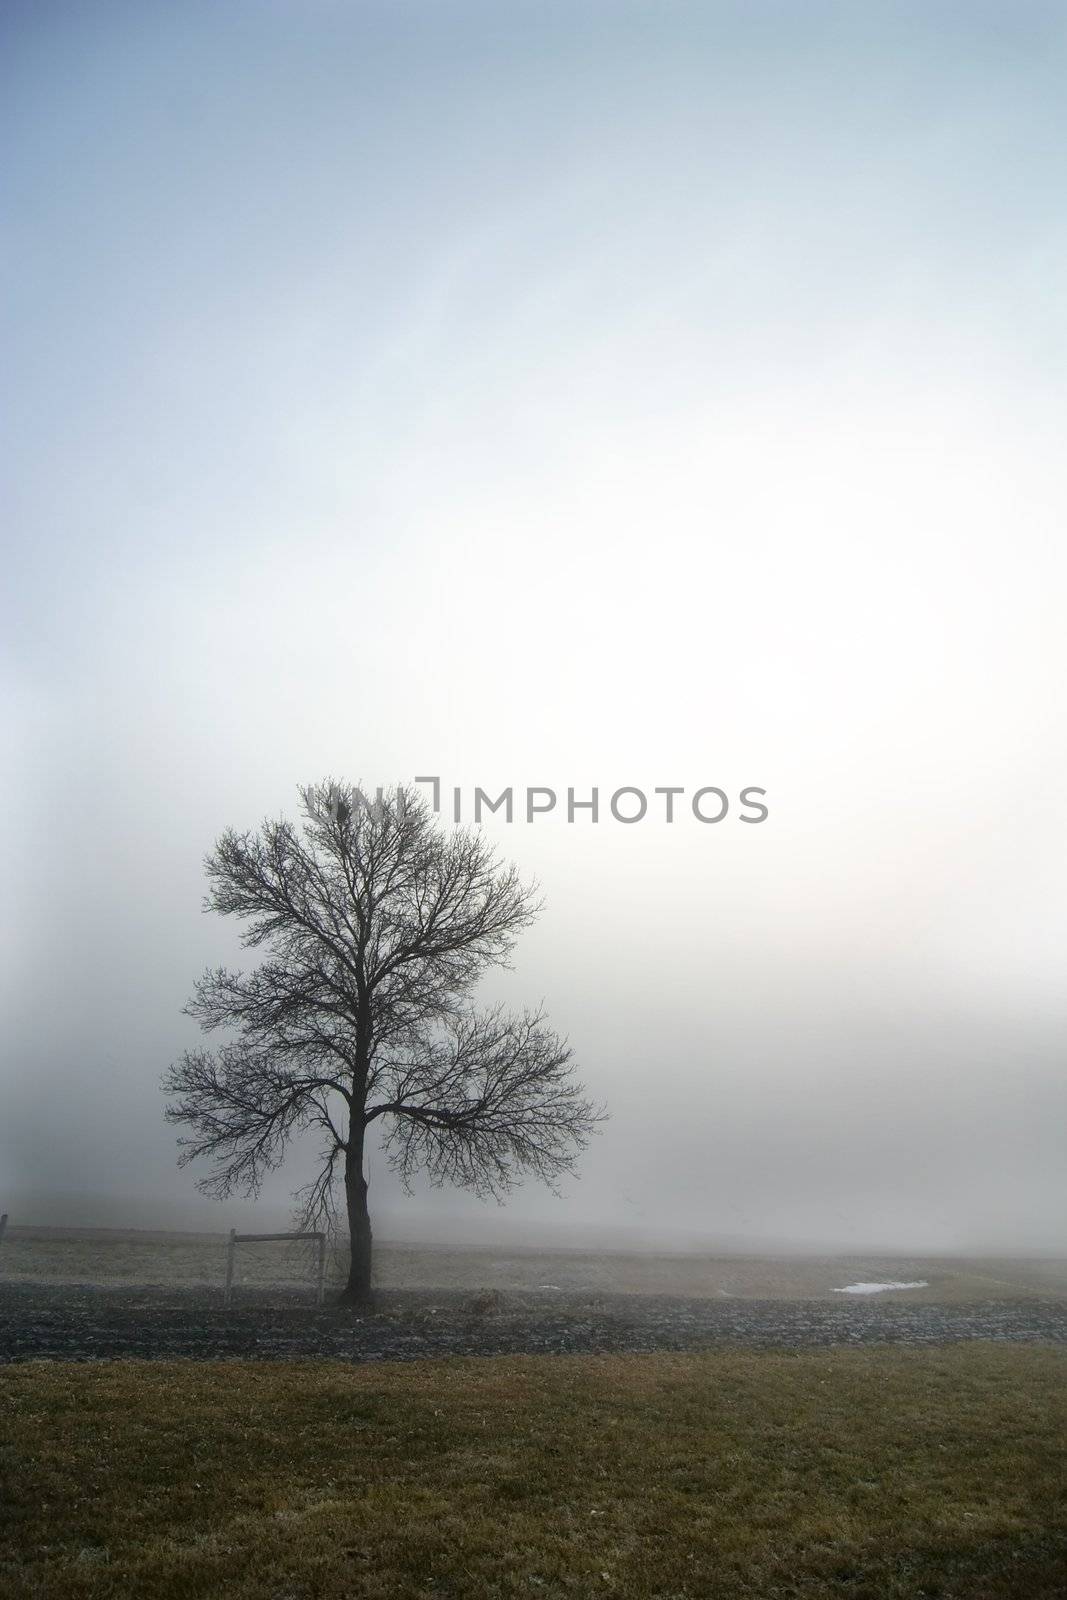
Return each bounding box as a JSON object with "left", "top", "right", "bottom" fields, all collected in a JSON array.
[{"left": 4, "top": 1, "right": 1067, "bottom": 1258}]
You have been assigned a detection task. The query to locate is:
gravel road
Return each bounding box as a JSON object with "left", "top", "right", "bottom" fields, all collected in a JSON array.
[{"left": 3, "top": 1281, "right": 1065, "bottom": 1363}]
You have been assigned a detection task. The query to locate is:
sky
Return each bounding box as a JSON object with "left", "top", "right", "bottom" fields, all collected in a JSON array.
[{"left": 3, "top": 1, "right": 1066, "bottom": 1252}]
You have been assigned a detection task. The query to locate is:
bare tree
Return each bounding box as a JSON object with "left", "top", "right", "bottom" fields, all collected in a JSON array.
[{"left": 163, "top": 781, "right": 602, "bottom": 1303}]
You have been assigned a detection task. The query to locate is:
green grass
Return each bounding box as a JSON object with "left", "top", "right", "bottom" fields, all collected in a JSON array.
[{"left": 2, "top": 1346, "right": 1066, "bottom": 1598}]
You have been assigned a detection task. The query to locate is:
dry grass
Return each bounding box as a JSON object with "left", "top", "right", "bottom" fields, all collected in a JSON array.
[
  {"left": 6, "top": 1225, "right": 1067, "bottom": 1300},
  {"left": 3, "top": 1345, "right": 1066, "bottom": 1598}
]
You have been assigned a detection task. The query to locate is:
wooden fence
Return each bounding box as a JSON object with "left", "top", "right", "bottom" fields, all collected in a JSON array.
[{"left": 224, "top": 1228, "right": 327, "bottom": 1306}]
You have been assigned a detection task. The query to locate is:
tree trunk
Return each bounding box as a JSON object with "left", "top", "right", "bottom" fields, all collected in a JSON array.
[{"left": 339, "top": 1134, "right": 373, "bottom": 1306}]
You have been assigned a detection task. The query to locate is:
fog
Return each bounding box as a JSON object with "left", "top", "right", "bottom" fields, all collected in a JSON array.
[{"left": 4, "top": 2, "right": 1066, "bottom": 1254}]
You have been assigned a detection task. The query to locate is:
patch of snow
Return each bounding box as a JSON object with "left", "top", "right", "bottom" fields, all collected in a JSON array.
[
  {"left": 832, "top": 1281, "right": 928, "bottom": 1295},
  {"left": 538, "top": 1284, "right": 562, "bottom": 1290}
]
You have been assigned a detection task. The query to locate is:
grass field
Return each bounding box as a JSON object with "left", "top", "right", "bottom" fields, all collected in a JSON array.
[
  {"left": 5, "top": 1225, "right": 1067, "bottom": 1301},
  {"left": 3, "top": 1345, "right": 1066, "bottom": 1598}
]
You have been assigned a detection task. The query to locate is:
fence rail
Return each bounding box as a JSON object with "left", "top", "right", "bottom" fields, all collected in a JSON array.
[
  {"left": 0, "top": 1215, "right": 329, "bottom": 1305},
  {"left": 225, "top": 1228, "right": 327, "bottom": 1306}
]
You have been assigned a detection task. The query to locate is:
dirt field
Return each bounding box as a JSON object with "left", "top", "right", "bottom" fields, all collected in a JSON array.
[
  {"left": 3, "top": 1227, "right": 1066, "bottom": 1363},
  {"left": 4, "top": 1279, "right": 1067, "bottom": 1363}
]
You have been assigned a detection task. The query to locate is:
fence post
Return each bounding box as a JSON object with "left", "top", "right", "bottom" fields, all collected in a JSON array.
[
  {"left": 224, "top": 1227, "right": 236, "bottom": 1307},
  {"left": 0, "top": 1214, "right": 8, "bottom": 1248},
  {"left": 316, "top": 1233, "right": 326, "bottom": 1306}
]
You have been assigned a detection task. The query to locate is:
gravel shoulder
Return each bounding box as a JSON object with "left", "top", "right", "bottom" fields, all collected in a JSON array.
[{"left": 3, "top": 1280, "right": 1065, "bottom": 1363}]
